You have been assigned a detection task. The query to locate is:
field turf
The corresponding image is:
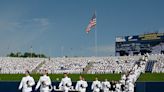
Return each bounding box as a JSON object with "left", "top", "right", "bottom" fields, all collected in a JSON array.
[
  {"left": 0, "top": 74, "right": 121, "bottom": 82},
  {"left": 0, "top": 73, "right": 164, "bottom": 82},
  {"left": 137, "top": 73, "right": 164, "bottom": 82}
]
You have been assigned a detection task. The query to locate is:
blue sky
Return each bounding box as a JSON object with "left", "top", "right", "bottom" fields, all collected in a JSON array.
[{"left": 0, "top": 0, "right": 164, "bottom": 57}]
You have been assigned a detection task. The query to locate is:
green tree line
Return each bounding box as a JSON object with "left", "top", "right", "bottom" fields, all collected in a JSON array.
[{"left": 7, "top": 52, "right": 47, "bottom": 58}]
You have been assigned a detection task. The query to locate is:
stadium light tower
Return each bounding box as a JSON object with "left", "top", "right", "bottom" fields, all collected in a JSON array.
[
  {"left": 30, "top": 46, "right": 33, "bottom": 58},
  {"left": 61, "top": 46, "right": 64, "bottom": 57}
]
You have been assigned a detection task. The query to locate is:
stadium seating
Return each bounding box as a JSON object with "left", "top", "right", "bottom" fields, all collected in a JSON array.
[
  {"left": 0, "top": 57, "right": 45, "bottom": 74},
  {"left": 0, "top": 54, "right": 164, "bottom": 92},
  {"left": 152, "top": 54, "right": 164, "bottom": 73},
  {"left": 145, "top": 60, "right": 156, "bottom": 73},
  {"left": 0, "top": 54, "right": 164, "bottom": 74}
]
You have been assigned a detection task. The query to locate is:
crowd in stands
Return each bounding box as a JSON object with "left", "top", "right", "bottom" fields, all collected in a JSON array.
[
  {"left": 0, "top": 54, "right": 164, "bottom": 92},
  {"left": 152, "top": 54, "right": 164, "bottom": 73},
  {"left": 0, "top": 57, "right": 45, "bottom": 74},
  {"left": 87, "top": 56, "right": 139, "bottom": 74},
  {"left": 37, "top": 57, "right": 89, "bottom": 74},
  {"left": 0, "top": 54, "right": 164, "bottom": 74},
  {"left": 18, "top": 58, "right": 147, "bottom": 92}
]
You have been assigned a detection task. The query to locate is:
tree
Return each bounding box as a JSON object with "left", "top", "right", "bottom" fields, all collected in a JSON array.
[{"left": 7, "top": 52, "right": 47, "bottom": 58}]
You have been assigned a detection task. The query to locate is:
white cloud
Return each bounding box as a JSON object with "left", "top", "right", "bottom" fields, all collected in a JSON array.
[
  {"left": 32, "top": 18, "right": 49, "bottom": 26},
  {"left": 0, "top": 18, "right": 51, "bottom": 56},
  {"left": 0, "top": 18, "right": 50, "bottom": 32}
]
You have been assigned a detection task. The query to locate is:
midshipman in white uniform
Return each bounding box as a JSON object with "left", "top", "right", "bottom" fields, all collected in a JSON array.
[
  {"left": 75, "top": 76, "right": 88, "bottom": 92},
  {"left": 82, "top": 78, "right": 88, "bottom": 92},
  {"left": 35, "top": 70, "right": 52, "bottom": 92},
  {"left": 59, "top": 73, "right": 72, "bottom": 92},
  {"left": 91, "top": 77, "right": 101, "bottom": 92},
  {"left": 101, "top": 79, "right": 110, "bottom": 92},
  {"left": 18, "top": 70, "right": 35, "bottom": 92},
  {"left": 128, "top": 82, "right": 134, "bottom": 92},
  {"left": 115, "top": 82, "right": 121, "bottom": 92}
]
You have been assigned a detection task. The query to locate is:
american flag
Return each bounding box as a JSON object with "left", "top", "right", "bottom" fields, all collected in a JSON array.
[{"left": 86, "top": 13, "right": 96, "bottom": 33}]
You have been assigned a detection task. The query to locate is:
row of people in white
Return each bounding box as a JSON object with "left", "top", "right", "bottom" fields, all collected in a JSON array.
[
  {"left": 91, "top": 77, "right": 107, "bottom": 92},
  {"left": 19, "top": 70, "right": 123, "bottom": 92},
  {"left": 19, "top": 70, "right": 52, "bottom": 92},
  {"left": 18, "top": 54, "right": 149, "bottom": 92},
  {"left": 19, "top": 70, "right": 87, "bottom": 92},
  {"left": 119, "top": 60, "right": 147, "bottom": 92}
]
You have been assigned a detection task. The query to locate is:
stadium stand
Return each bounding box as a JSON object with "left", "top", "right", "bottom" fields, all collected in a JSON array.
[
  {"left": 0, "top": 54, "right": 164, "bottom": 74},
  {"left": 37, "top": 57, "right": 89, "bottom": 74},
  {"left": 87, "top": 57, "right": 137, "bottom": 74},
  {"left": 152, "top": 54, "right": 164, "bottom": 73},
  {"left": 0, "top": 57, "right": 45, "bottom": 74},
  {"left": 0, "top": 54, "right": 164, "bottom": 91},
  {"left": 145, "top": 60, "right": 156, "bottom": 73}
]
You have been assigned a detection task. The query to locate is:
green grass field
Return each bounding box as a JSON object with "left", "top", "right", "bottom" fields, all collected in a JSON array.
[
  {"left": 137, "top": 73, "right": 164, "bottom": 82},
  {"left": 0, "top": 74, "right": 121, "bottom": 82},
  {"left": 0, "top": 73, "right": 164, "bottom": 82}
]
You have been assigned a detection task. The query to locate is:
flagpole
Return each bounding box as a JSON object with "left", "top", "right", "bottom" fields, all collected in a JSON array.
[
  {"left": 86, "top": 11, "right": 97, "bottom": 57},
  {"left": 95, "top": 11, "right": 98, "bottom": 57}
]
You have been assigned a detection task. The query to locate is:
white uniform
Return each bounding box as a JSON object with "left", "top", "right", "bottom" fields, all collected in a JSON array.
[
  {"left": 59, "top": 77, "right": 72, "bottom": 92},
  {"left": 18, "top": 75, "right": 35, "bottom": 92},
  {"left": 101, "top": 81, "right": 110, "bottom": 92},
  {"left": 75, "top": 80, "right": 88, "bottom": 92},
  {"left": 115, "top": 83, "right": 121, "bottom": 92},
  {"left": 128, "top": 82, "right": 134, "bottom": 92},
  {"left": 121, "top": 74, "right": 126, "bottom": 81},
  {"left": 91, "top": 80, "right": 101, "bottom": 92},
  {"left": 35, "top": 75, "right": 52, "bottom": 92}
]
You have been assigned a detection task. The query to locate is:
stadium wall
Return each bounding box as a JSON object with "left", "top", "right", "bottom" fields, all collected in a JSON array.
[{"left": 1, "top": 82, "right": 164, "bottom": 92}]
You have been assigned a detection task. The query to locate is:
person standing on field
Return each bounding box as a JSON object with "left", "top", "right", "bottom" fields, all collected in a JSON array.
[
  {"left": 59, "top": 73, "right": 72, "bottom": 92},
  {"left": 18, "top": 70, "right": 35, "bottom": 92},
  {"left": 35, "top": 70, "right": 52, "bottom": 92},
  {"left": 91, "top": 77, "right": 101, "bottom": 92},
  {"left": 75, "top": 75, "right": 88, "bottom": 92}
]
